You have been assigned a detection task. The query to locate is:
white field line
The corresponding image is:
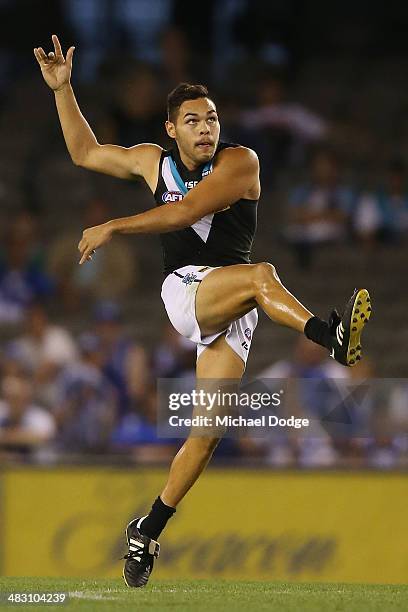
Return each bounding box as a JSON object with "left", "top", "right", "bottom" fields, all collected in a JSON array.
[{"left": 69, "top": 591, "right": 120, "bottom": 601}]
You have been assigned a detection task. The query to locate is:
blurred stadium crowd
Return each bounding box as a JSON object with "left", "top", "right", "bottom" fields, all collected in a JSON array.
[{"left": 0, "top": 0, "right": 407, "bottom": 467}]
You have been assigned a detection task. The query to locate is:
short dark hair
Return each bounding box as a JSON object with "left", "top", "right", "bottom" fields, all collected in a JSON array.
[{"left": 167, "top": 83, "right": 210, "bottom": 122}]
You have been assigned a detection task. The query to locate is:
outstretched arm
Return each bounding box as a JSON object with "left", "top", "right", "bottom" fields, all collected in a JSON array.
[
  {"left": 78, "top": 147, "right": 259, "bottom": 264},
  {"left": 34, "top": 35, "right": 161, "bottom": 183}
]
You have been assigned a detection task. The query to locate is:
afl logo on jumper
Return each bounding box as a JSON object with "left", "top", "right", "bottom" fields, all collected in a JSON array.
[
  {"left": 162, "top": 191, "right": 183, "bottom": 203},
  {"left": 244, "top": 328, "right": 252, "bottom": 341}
]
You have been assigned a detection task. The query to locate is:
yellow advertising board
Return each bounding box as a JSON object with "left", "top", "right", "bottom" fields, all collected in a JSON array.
[{"left": 1, "top": 468, "right": 407, "bottom": 583}]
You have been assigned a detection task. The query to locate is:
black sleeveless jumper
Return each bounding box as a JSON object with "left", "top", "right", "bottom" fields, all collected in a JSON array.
[{"left": 153, "top": 141, "right": 258, "bottom": 276}]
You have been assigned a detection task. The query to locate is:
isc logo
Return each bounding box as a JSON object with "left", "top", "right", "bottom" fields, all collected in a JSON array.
[
  {"left": 162, "top": 191, "right": 183, "bottom": 203},
  {"left": 185, "top": 180, "right": 198, "bottom": 189}
]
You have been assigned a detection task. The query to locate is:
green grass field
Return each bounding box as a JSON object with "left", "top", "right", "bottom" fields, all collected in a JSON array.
[{"left": 0, "top": 578, "right": 407, "bottom": 611}]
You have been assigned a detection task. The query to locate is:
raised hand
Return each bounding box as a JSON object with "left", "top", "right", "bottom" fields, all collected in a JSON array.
[{"left": 34, "top": 34, "right": 75, "bottom": 91}]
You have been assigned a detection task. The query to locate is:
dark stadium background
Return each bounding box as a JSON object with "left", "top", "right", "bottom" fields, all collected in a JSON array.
[{"left": 0, "top": 0, "right": 407, "bottom": 587}]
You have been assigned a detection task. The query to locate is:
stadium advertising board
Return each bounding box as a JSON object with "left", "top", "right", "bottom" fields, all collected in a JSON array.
[{"left": 1, "top": 469, "right": 406, "bottom": 583}]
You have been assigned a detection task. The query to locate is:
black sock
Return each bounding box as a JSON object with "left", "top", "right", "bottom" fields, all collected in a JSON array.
[
  {"left": 304, "top": 316, "right": 332, "bottom": 350},
  {"left": 139, "top": 496, "right": 176, "bottom": 540}
]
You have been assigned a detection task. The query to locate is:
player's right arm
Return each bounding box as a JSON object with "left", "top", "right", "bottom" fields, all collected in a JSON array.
[{"left": 33, "top": 35, "right": 161, "bottom": 187}]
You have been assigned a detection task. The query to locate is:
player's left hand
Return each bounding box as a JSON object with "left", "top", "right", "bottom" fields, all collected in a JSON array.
[{"left": 78, "top": 223, "right": 113, "bottom": 264}]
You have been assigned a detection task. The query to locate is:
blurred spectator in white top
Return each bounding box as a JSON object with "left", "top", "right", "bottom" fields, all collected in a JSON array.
[
  {"left": 0, "top": 375, "right": 56, "bottom": 463},
  {"left": 284, "top": 148, "right": 355, "bottom": 268},
  {"left": 354, "top": 159, "right": 408, "bottom": 245},
  {"left": 238, "top": 74, "right": 327, "bottom": 183},
  {"left": 0, "top": 212, "right": 53, "bottom": 324},
  {"left": 48, "top": 199, "right": 136, "bottom": 312},
  {"left": 92, "top": 301, "right": 150, "bottom": 416},
  {"left": 9, "top": 303, "right": 78, "bottom": 408},
  {"left": 242, "top": 75, "right": 327, "bottom": 144},
  {"left": 54, "top": 332, "right": 117, "bottom": 454}
]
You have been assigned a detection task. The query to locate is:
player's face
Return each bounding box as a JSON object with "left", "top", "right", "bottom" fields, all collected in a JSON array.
[{"left": 166, "top": 98, "right": 220, "bottom": 167}]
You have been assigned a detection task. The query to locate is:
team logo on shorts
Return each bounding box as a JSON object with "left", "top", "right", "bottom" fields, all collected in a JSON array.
[
  {"left": 182, "top": 273, "right": 198, "bottom": 285},
  {"left": 244, "top": 327, "right": 252, "bottom": 341},
  {"left": 162, "top": 190, "right": 183, "bottom": 203}
]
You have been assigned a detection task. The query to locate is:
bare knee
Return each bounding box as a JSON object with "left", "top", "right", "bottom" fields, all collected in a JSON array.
[
  {"left": 252, "top": 262, "right": 281, "bottom": 294},
  {"left": 186, "top": 435, "right": 220, "bottom": 459}
]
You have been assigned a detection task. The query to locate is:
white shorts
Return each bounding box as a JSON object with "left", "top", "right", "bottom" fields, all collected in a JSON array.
[{"left": 161, "top": 265, "right": 258, "bottom": 365}]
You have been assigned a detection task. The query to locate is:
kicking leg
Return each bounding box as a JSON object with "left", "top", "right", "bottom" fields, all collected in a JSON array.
[
  {"left": 195, "top": 262, "right": 371, "bottom": 366},
  {"left": 196, "top": 262, "right": 313, "bottom": 335}
]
